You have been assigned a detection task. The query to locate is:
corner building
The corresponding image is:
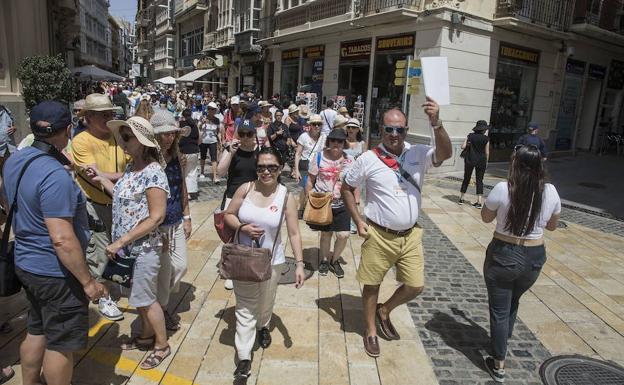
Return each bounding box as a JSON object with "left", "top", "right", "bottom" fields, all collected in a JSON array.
[{"left": 258, "top": 0, "right": 624, "bottom": 170}]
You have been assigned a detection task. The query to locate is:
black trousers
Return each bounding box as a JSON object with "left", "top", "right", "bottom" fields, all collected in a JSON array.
[
  {"left": 483, "top": 239, "right": 546, "bottom": 360},
  {"left": 460, "top": 162, "right": 486, "bottom": 195}
]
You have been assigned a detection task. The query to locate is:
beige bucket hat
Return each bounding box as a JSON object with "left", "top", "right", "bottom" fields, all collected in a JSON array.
[
  {"left": 308, "top": 114, "right": 323, "bottom": 124},
  {"left": 150, "top": 110, "right": 191, "bottom": 136},
  {"left": 78, "top": 93, "right": 115, "bottom": 117},
  {"left": 333, "top": 114, "right": 349, "bottom": 127},
  {"left": 288, "top": 104, "right": 299, "bottom": 114}
]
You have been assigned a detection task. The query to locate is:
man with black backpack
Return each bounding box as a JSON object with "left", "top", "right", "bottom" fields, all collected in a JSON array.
[{"left": 1, "top": 101, "right": 107, "bottom": 385}]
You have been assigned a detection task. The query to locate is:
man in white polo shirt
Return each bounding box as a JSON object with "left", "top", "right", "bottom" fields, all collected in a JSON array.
[{"left": 342, "top": 97, "right": 452, "bottom": 357}]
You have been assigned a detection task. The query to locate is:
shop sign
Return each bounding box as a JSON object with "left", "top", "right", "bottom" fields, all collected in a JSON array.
[
  {"left": 304, "top": 45, "right": 324, "bottom": 58},
  {"left": 282, "top": 49, "right": 300, "bottom": 61},
  {"left": 565, "top": 59, "right": 586, "bottom": 75},
  {"left": 607, "top": 59, "right": 624, "bottom": 89},
  {"left": 499, "top": 43, "right": 540, "bottom": 66},
  {"left": 376, "top": 34, "right": 415, "bottom": 52},
  {"left": 312, "top": 59, "right": 324, "bottom": 82},
  {"left": 340, "top": 40, "right": 371, "bottom": 60},
  {"left": 588, "top": 64, "right": 607, "bottom": 80}
]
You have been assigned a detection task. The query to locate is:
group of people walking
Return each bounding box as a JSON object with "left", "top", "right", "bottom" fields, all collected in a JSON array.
[{"left": 0, "top": 85, "right": 561, "bottom": 385}]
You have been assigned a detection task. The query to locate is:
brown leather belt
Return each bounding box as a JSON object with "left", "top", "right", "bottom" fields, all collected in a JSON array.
[
  {"left": 493, "top": 232, "right": 544, "bottom": 247},
  {"left": 86, "top": 198, "right": 112, "bottom": 208},
  {"left": 367, "top": 219, "right": 414, "bottom": 237}
]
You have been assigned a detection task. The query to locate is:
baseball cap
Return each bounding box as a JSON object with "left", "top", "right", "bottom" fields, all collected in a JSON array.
[
  {"left": 237, "top": 119, "right": 256, "bottom": 134},
  {"left": 30, "top": 101, "right": 72, "bottom": 135},
  {"left": 528, "top": 122, "right": 539, "bottom": 130},
  {"left": 207, "top": 101, "right": 218, "bottom": 109},
  {"left": 230, "top": 96, "right": 240, "bottom": 105}
]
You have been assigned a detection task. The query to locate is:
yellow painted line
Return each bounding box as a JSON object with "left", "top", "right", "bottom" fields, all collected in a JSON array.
[{"left": 88, "top": 317, "right": 113, "bottom": 337}]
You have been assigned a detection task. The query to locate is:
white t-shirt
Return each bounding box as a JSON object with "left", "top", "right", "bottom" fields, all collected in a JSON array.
[
  {"left": 200, "top": 117, "right": 220, "bottom": 144},
  {"left": 485, "top": 182, "right": 561, "bottom": 240},
  {"left": 344, "top": 144, "right": 436, "bottom": 231},
  {"left": 297, "top": 132, "right": 327, "bottom": 161},
  {"left": 319, "top": 108, "right": 337, "bottom": 135}
]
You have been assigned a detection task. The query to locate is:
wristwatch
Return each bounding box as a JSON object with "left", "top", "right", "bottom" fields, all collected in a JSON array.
[{"left": 432, "top": 120, "right": 443, "bottom": 129}]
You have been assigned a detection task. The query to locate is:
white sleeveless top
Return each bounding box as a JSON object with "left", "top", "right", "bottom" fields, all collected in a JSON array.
[{"left": 237, "top": 184, "right": 288, "bottom": 265}]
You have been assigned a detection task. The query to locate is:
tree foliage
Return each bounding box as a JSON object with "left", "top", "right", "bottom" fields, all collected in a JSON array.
[{"left": 16, "top": 54, "right": 75, "bottom": 112}]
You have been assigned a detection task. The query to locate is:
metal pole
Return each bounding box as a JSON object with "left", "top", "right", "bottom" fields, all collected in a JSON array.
[{"left": 402, "top": 55, "right": 412, "bottom": 113}]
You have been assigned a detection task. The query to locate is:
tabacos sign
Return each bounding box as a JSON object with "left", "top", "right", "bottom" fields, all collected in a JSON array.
[{"left": 340, "top": 40, "right": 371, "bottom": 60}]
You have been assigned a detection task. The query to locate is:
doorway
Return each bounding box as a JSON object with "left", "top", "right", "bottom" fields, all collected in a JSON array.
[
  {"left": 576, "top": 78, "right": 602, "bottom": 151},
  {"left": 337, "top": 64, "right": 369, "bottom": 111}
]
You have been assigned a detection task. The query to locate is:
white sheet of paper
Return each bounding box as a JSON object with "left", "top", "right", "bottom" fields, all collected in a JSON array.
[{"left": 421, "top": 57, "right": 450, "bottom": 106}]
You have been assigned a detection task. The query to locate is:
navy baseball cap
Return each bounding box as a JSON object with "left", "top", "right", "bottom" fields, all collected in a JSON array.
[
  {"left": 528, "top": 122, "right": 539, "bottom": 130},
  {"left": 30, "top": 101, "right": 72, "bottom": 135},
  {"left": 237, "top": 119, "right": 257, "bottom": 134}
]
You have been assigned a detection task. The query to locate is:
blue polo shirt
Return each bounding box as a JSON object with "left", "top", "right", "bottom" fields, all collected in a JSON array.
[{"left": 2, "top": 147, "right": 90, "bottom": 278}]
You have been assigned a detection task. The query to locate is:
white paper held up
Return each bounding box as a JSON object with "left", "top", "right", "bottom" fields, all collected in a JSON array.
[{"left": 421, "top": 57, "right": 450, "bottom": 106}]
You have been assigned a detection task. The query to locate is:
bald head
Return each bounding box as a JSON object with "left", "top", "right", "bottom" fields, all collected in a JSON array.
[{"left": 383, "top": 108, "right": 407, "bottom": 127}]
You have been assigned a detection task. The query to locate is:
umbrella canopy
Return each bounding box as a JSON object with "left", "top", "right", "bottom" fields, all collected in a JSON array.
[
  {"left": 72, "top": 65, "right": 124, "bottom": 81},
  {"left": 154, "top": 76, "right": 176, "bottom": 85}
]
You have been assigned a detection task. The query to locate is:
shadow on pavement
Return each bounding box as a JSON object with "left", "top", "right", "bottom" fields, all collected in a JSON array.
[
  {"left": 316, "top": 294, "right": 365, "bottom": 337},
  {"left": 216, "top": 306, "right": 292, "bottom": 349},
  {"left": 424, "top": 307, "right": 489, "bottom": 371}
]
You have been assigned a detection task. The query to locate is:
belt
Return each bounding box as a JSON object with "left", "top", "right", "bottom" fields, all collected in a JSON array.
[
  {"left": 87, "top": 198, "right": 112, "bottom": 207},
  {"left": 367, "top": 220, "right": 414, "bottom": 237},
  {"left": 493, "top": 232, "right": 544, "bottom": 247}
]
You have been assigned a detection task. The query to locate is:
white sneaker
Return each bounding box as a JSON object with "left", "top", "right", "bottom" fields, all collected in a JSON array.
[
  {"left": 224, "top": 279, "right": 234, "bottom": 290},
  {"left": 98, "top": 296, "right": 124, "bottom": 321}
]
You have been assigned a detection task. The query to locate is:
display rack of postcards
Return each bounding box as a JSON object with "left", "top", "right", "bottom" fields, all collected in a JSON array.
[
  {"left": 332, "top": 96, "right": 347, "bottom": 111},
  {"left": 352, "top": 100, "right": 365, "bottom": 122},
  {"left": 296, "top": 92, "right": 318, "bottom": 115}
]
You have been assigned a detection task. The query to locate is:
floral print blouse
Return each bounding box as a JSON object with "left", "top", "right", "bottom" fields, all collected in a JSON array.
[{"left": 112, "top": 162, "right": 170, "bottom": 248}]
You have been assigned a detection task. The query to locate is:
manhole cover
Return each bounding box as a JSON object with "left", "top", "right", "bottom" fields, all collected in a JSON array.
[
  {"left": 540, "top": 355, "right": 624, "bottom": 385},
  {"left": 578, "top": 182, "right": 607, "bottom": 189},
  {"left": 278, "top": 257, "right": 315, "bottom": 285}
]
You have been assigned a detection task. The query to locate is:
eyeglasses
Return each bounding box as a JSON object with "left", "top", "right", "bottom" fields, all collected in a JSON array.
[
  {"left": 256, "top": 164, "right": 280, "bottom": 173},
  {"left": 120, "top": 133, "right": 136, "bottom": 142},
  {"left": 383, "top": 125, "right": 407, "bottom": 135},
  {"left": 310, "top": 122, "right": 322, "bottom": 126},
  {"left": 238, "top": 131, "right": 255, "bottom": 138}
]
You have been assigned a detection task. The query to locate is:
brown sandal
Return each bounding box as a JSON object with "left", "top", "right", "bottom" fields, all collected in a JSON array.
[
  {"left": 120, "top": 335, "right": 155, "bottom": 351},
  {"left": 140, "top": 345, "right": 171, "bottom": 370}
]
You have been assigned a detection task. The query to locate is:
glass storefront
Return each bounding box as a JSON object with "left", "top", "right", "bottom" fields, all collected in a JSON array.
[
  {"left": 280, "top": 48, "right": 300, "bottom": 100},
  {"left": 554, "top": 59, "right": 586, "bottom": 151},
  {"left": 301, "top": 45, "right": 324, "bottom": 112},
  {"left": 338, "top": 39, "right": 371, "bottom": 118},
  {"left": 369, "top": 34, "right": 415, "bottom": 139},
  {"left": 488, "top": 43, "right": 540, "bottom": 161}
]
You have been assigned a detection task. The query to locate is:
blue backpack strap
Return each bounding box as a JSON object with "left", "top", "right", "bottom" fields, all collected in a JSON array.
[{"left": 316, "top": 151, "right": 321, "bottom": 168}]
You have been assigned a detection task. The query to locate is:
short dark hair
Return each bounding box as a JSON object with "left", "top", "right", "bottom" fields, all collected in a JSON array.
[
  {"left": 182, "top": 109, "right": 192, "bottom": 118},
  {"left": 326, "top": 99, "right": 334, "bottom": 108},
  {"left": 257, "top": 146, "right": 284, "bottom": 166}
]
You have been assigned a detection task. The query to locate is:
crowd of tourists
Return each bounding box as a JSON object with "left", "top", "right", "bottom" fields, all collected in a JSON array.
[{"left": 0, "top": 81, "right": 561, "bottom": 385}]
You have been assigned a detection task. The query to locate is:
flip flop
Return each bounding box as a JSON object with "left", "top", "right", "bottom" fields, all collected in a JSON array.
[{"left": 140, "top": 345, "right": 171, "bottom": 370}]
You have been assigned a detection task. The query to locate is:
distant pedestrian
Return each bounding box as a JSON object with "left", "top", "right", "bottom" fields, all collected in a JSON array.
[
  {"left": 152, "top": 110, "right": 192, "bottom": 331},
  {"left": 294, "top": 114, "right": 326, "bottom": 216},
  {"left": 344, "top": 118, "right": 367, "bottom": 234},
  {"left": 459, "top": 120, "right": 490, "bottom": 208},
  {"left": 517, "top": 122, "right": 547, "bottom": 160},
  {"left": 2, "top": 101, "right": 107, "bottom": 385},
  {"left": 199, "top": 102, "right": 221, "bottom": 184},
  {"left": 222, "top": 96, "right": 242, "bottom": 147},
  {"left": 306, "top": 128, "right": 353, "bottom": 278},
  {"left": 319, "top": 99, "right": 337, "bottom": 135},
  {"left": 480, "top": 144, "right": 561, "bottom": 383},
  {"left": 224, "top": 147, "right": 305, "bottom": 380},
  {"left": 342, "top": 98, "right": 452, "bottom": 358},
  {"left": 0, "top": 104, "right": 16, "bottom": 175},
  {"left": 90, "top": 116, "right": 171, "bottom": 370},
  {"left": 267, "top": 110, "right": 291, "bottom": 165},
  {"left": 178, "top": 109, "right": 201, "bottom": 200}
]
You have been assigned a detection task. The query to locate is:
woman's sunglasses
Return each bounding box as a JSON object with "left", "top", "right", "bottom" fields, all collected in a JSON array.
[
  {"left": 256, "top": 164, "right": 280, "bottom": 173},
  {"left": 310, "top": 122, "right": 322, "bottom": 126},
  {"left": 120, "top": 133, "right": 136, "bottom": 142},
  {"left": 383, "top": 125, "right": 407, "bottom": 135},
  {"left": 239, "top": 131, "right": 255, "bottom": 138}
]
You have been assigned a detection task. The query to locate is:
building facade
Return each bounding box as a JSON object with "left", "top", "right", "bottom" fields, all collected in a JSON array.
[
  {"left": 154, "top": 0, "right": 176, "bottom": 79},
  {"left": 258, "top": 0, "right": 624, "bottom": 169},
  {"left": 135, "top": 0, "right": 156, "bottom": 83},
  {"left": 77, "top": 0, "right": 112, "bottom": 69}
]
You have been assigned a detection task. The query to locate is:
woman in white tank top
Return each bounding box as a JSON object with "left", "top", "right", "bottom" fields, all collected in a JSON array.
[
  {"left": 224, "top": 147, "right": 305, "bottom": 380},
  {"left": 480, "top": 144, "right": 561, "bottom": 383}
]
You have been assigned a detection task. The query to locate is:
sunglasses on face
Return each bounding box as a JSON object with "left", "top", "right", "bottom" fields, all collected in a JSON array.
[
  {"left": 120, "top": 132, "right": 136, "bottom": 142},
  {"left": 383, "top": 125, "right": 407, "bottom": 135},
  {"left": 256, "top": 164, "right": 280, "bottom": 173},
  {"left": 239, "top": 131, "right": 255, "bottom": 138},
  {"left": 310, "top": 122, "right": 322, "bottom": 126}
]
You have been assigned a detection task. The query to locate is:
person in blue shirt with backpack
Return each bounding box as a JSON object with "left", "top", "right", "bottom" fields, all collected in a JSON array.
[{"left": 517, "top": 122, "right": 547, "bottom": 160}]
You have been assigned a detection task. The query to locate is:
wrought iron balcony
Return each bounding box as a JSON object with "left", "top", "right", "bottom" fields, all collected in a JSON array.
[
  {"left": 360, "top": 0, "right": 421, "bottom": 15},
  {"left": 275, "top": 0, "right": 351, "bottom": 31},
  {"left": 495, "top": 0, "right": 575, "bottom": 31},
  {"left": 573, "top": 0, "right": 624, "bottom": 33}
]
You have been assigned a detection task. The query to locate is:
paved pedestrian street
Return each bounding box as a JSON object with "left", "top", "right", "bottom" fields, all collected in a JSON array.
[{"left": 2, "top": 175, "right": 624, "bottom": 385}]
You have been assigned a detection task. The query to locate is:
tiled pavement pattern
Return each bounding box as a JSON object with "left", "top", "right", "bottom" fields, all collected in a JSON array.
[
  {"left": 2, "top": 175, "right": 624, "bottom": 384},
  {"left": 410, "top": 213, "right": 549, "bottom": 385}
]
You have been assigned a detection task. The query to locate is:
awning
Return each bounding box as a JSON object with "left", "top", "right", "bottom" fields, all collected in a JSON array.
[
  {"left": 154, "top": 76, "right": 176, "bottom": 85},
  {"left": 72, "top": 65, "right": 124, "bottom": 81},
  {"left": 175, "top": 69, "right": 215, "bottom": 82}
]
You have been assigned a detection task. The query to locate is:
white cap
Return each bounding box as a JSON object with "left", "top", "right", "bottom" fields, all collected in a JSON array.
[
  {"left": 207, "top": 101, "right": 218, "bottom": 109},
  {"left": 230, "top": 96, "right": 240, "bottom": 104}
]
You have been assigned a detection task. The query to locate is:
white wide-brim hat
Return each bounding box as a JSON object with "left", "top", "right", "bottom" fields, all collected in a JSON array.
[
  {"left": 107, "top": 116, "right": 159, "bottom": 148},
  {"left": 150, "top": 110, "right": 191, "bottom": 136}
]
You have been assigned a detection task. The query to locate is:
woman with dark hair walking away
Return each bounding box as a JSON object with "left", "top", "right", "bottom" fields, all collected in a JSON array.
[
  {"left": 459, "top": 120, "right": 489, "bottom": 208},
  {"left": 480, "top": 144, "right": 561, "bottom": 383}
]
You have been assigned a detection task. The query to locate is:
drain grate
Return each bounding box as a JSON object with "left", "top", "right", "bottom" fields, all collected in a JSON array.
[
  {"left": 278, "top": 257, "right": 315, "bottom": 285},
  {"left": 540, "top": 355, "right": 624, "bottom": 385}
]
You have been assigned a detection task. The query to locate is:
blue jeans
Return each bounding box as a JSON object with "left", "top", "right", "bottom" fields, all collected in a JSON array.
[{"left": 483, "top": 239, "right": 546, "bottom": 360}]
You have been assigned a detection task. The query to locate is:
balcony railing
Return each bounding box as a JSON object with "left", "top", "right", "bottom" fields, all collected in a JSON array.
[
  {"left": 573, "top": 0, "right": 624, "bottom": 33},
  {"left": 174, "top": 0, "right": 208, "bottom": 17},
  {"left": 276, "top": 0, "right": 351, "bottom": 30},
  {"left": 361, "top": 0, "right": 421, "bottom": 15},
  {"left": 216, "top": 27, "right": 235, "bottom": 47},
  {"left": 203, "top": 31, "right": 217, "bottom": 50},
  {"left": 496, "top": 0, "right": 575, "bottom": 31}
]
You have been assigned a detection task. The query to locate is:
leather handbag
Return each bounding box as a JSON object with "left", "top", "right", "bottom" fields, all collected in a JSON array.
[
  {"left": 1, "top": 153, "right": 49, "bottom": 297},
  {"left": 219, "top": 188, "right": 289, "bottom": 282},
  {"left": 303, "top": 192, "right": 333, "bottom": 226}
]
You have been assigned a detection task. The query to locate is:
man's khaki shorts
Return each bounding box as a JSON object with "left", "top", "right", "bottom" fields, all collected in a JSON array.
[{"left": 356, "top": 224, "right": 425, "bottom": 288}]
